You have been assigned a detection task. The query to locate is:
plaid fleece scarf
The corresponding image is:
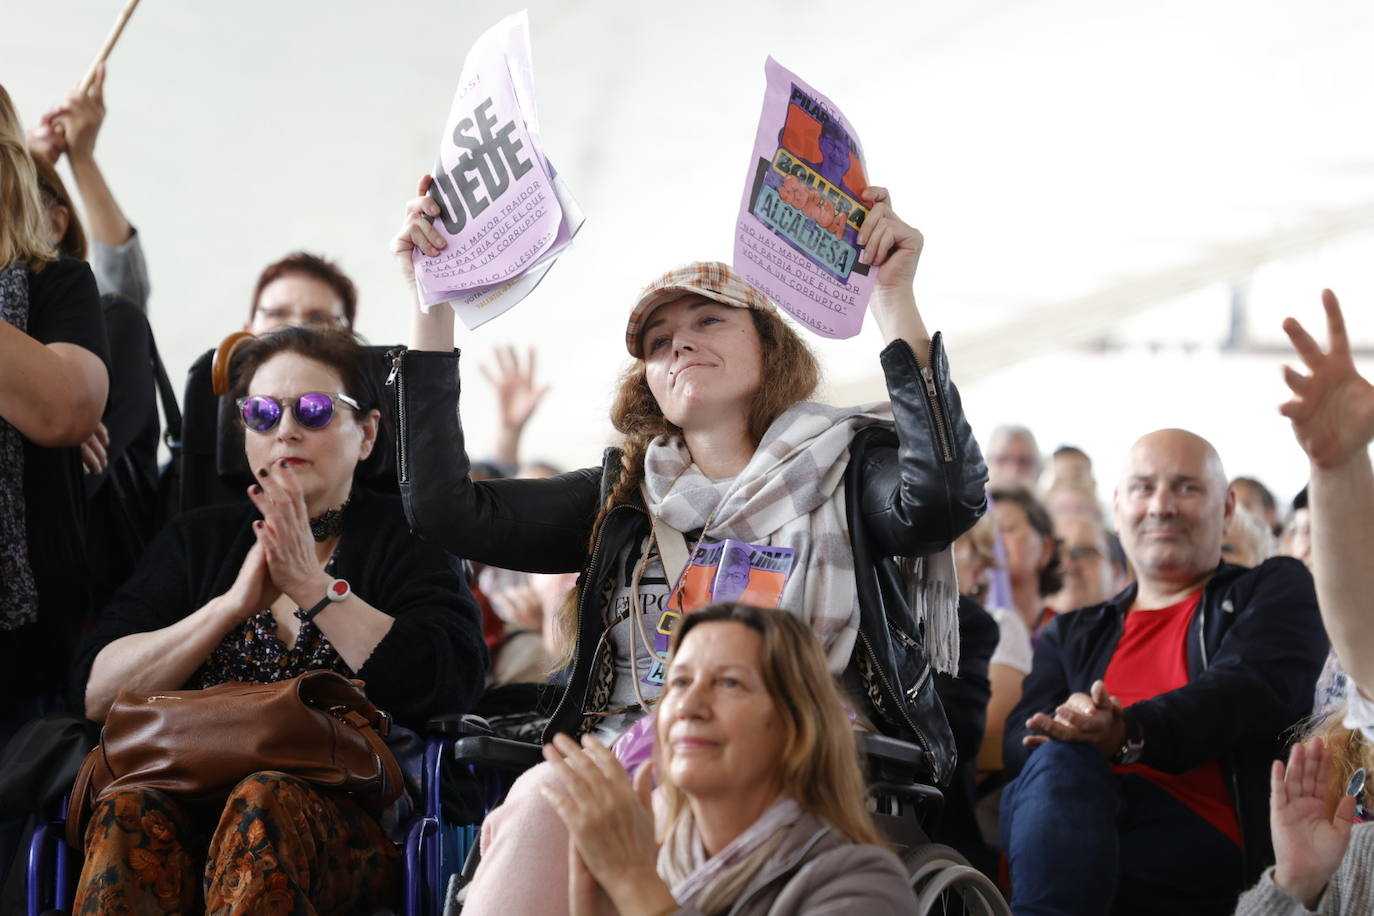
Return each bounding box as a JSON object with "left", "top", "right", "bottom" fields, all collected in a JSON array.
[
  {"left": 0, "top": 265, "right": 38, "bottom": 631},
  {"left": 643, "top": 398, "right": 958, "bottom": 675}
]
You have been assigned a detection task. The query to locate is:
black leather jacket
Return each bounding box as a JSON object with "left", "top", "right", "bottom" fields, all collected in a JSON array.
[{"left": 389, "top": 334, "right": 986, "bottom": 784}]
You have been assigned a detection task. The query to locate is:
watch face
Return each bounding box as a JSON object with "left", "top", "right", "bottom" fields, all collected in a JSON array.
[{"left": 329, "top": 580, "right": 350, "bottom": 600}]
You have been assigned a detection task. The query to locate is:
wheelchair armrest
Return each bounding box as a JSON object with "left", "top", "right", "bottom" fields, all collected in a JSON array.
[
  {"left": 451, "top": 735, "right": 544, "bottom": 771},
  {"left": 428, "top": 713, "right": 495, "bottom": 739},
  {"left": 858, "top": 732, "right": 928, "bottom": 770}
]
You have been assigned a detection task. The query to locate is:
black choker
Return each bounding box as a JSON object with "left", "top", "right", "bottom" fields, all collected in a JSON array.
[{"left": 309, "top": 498, "right": 349, "bottom": 542}]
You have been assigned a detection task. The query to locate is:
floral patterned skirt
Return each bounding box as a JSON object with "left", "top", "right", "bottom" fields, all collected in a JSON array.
[{"left": 72, "top": 771, "right": 400, "bottom": 915}]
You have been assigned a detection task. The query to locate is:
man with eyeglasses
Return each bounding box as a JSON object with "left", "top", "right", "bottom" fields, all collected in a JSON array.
[{"left": 1047, "top": 514, "right": 1124, "bottom": 616}]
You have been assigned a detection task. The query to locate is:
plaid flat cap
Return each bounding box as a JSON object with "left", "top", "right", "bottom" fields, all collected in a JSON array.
[{"left": 624, "top": 261, "right": 776, "bottom": 358}]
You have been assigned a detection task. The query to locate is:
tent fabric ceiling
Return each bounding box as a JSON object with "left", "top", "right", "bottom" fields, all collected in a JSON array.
[{"left": 6, "top": 1, "right": 1373, "bottom": 489}]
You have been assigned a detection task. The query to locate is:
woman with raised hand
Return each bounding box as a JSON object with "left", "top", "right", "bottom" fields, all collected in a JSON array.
[
  {"left": 544, "top": 603, "right": 919, "bottom": 914},
  {"left": 390, "top": 174, "right": 986, "bottom": 913},
  {"left": 70, "top": 328, "right": 486, "bottom": 914},
  {"left": 1228, "top": 288, "right": 1374, "bottom": 913}
]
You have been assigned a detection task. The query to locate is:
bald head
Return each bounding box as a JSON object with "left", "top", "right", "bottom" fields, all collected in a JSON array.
[{"left": 1114, "top": 429, "right": 1234, "bottom": 590}]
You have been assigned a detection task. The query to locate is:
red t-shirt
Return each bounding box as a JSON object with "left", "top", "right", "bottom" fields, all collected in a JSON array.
[{"left": 1103, "top": 592, "right": 1242, "bottom": 846}]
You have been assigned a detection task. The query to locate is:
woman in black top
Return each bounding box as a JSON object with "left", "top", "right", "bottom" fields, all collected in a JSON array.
[{"left": 70, "top": 328, "right": 486, "bottom": 915}]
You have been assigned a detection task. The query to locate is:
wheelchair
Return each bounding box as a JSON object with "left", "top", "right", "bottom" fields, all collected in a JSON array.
[
  {"left": 438, "top": 719, "right": 1010, "bottom": 916},
  {"left": 26, "top": 720, "right": 1006, "bottom": 915}
]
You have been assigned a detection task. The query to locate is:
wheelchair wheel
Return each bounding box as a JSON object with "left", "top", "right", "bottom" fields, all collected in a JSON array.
[
  {"left": 902, "top": 843, "right": 1010, "bottom": 916},
  {"left": 914, "top": 864, "right": 1009, "bottom": 916},
  {"left": 902, "top": 842, "right": 971, "bottom": 890}
]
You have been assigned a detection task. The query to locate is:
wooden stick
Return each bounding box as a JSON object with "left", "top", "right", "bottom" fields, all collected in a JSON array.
[{"left": 80, "top": 0, "right": 142, "bottom": 92}]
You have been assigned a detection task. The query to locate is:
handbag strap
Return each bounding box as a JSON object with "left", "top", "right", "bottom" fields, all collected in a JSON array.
[
  {"left": 65, "top": 746, "right": 102, "bottom": 849},
  {"left": 147, "top": 323, "right": 182, "bottom": 449},
  {"left": 650, "top": 513, "right": 689, "bottom": 588}
]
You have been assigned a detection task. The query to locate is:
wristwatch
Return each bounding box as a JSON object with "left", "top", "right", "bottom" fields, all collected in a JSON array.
[
  {"left": 295, "top": 579, "right": 351, "bottom": 623},
  {"left": 1111, "top": 709, "right": 1145, "bottom": 765}
]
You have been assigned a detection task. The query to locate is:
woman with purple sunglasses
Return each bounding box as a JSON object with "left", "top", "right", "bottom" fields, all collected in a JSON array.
[{"left": 67, "top": 327, "right": 487, "bottom": 915}]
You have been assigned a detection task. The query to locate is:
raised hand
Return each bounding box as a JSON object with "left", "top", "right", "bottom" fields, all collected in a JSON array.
[
  {"left": 1271, "top": 738, "right": 1358, "bottom": 909},
  {"left": 1280, "top": 290, "right": 1374, "bottom": 469},
  {"left": 391, "top": 175, "right": 447, "bottom": 283},
  {"left": 855, "top": 186, "right": 923, "bottom": 294},
  {"left": 480, "top": 345, "right": 549, "bottom": 434},
  {"left": 57, "top": 62, "right": 107, "bottom": 165},
  {"left": 26, "top": 105, "right": 68, "bottom": 162}
]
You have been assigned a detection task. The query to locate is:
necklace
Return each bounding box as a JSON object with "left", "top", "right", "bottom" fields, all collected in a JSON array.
[{"left": 308, "top": 495, "right": 350, "bottom": 542}]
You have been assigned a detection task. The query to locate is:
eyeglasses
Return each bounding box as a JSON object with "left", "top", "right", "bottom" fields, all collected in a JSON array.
[{"left": 237, "top": 392, "right": 360, "bottom": 432}]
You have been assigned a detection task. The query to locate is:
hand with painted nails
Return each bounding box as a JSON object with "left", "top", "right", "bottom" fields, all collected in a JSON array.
[
  {"left": 392, "top": 175, "right": 448, "bottom": 283},
  {"left": 248, "top": 462, "right": 330, "bottom": 608},
  {"left": 222, "top": 540, "right": 281, "bottom": 620},
  {"left": 1280, "top": 290, "right": 1374, "bottom": 470}
]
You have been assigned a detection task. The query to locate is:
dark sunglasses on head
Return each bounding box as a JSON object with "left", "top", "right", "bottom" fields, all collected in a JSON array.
[{"left": 237, "top": 392, "right": 360, "bottom": 433}]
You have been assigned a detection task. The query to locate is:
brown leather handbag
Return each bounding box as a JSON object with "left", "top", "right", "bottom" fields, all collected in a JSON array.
[{"left": 66, "top": 670, "right": 404, "bottom": 848}]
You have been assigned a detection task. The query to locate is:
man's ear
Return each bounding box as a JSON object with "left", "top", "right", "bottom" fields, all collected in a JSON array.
[{"left": 1222, "top": 485, "right": 1237, "bottom": 528}]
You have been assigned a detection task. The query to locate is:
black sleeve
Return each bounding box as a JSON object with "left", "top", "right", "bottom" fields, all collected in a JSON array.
[
  {"left": 1130, "top": 559, "right": 1329, "bottom": 774},
  {"left": 352, "top": 514, "right": 489, "bottom": 730},
  {"left": 858, "top": 337, "right": 988, "bottom": 558},
  {"left": 68, "top": 515, "right": 199, "bottom": 708},
  {"left": 397, "top": 348, "right": 604, "bottom": 572},
  {"left": 1002, "top": 613, "right": 1077, "bottom": 777},
  {"left": 27, "top": 257, "right": 110, "bottom": 371}
]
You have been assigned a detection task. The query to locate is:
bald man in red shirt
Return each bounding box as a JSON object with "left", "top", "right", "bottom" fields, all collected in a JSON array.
[{"left": 999, "top": 429, "right": 1328, "bottom": 916}]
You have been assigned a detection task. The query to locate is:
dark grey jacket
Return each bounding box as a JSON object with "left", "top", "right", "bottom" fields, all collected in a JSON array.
[
  {"left": 389, "top": 335, "right": 986, "bottom": 782},
  {"left": 675, "top": 811, "right": 917, "bottom": 915}
]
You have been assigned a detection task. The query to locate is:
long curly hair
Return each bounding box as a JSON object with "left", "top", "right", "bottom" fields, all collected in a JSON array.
[{"left": 551, "top": 303, "right": 820, "bottom": 665}]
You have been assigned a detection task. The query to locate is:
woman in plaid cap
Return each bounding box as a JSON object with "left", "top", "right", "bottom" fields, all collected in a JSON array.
[{"left": 390, "top": 175, "right": 988, "bottom": 913}]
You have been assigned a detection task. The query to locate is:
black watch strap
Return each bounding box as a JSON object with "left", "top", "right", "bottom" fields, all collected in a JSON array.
[
  {"left": 1112, "top": 709, "right": 1145, "bottom": 765},
  {"left": 294, "top": 579, "right": 351, "bottom": 623}
]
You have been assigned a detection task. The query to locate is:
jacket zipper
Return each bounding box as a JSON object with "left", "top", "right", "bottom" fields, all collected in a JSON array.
[
  {"left": 385, "top": 348, "right": 407, "bottom": 484},
  {"left": 856, "top": 628, "right": 938, "bottom": 780},
  {"left": 920, "top": 340, "right": 953, "bottom": 464},
  {"left": 545, "top": 503, "right": 646, "bottom": 738},
  {"left": 1194, "top": 581, "right": 1249, "bottom": 883}
]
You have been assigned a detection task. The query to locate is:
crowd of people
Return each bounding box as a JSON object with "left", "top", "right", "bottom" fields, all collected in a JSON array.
[{"left": 1, "top": 65, "right": 1372, "bottom": 916}]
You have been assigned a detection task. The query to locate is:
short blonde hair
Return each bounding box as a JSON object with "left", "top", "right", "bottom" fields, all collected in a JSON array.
[{"left": 0, "top": 85, "right": 56, "bottom": 270}]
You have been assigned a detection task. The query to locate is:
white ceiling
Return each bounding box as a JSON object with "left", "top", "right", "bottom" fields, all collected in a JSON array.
[{"left": 7, "top": 0, "right": 1374, "bottom": 505}]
